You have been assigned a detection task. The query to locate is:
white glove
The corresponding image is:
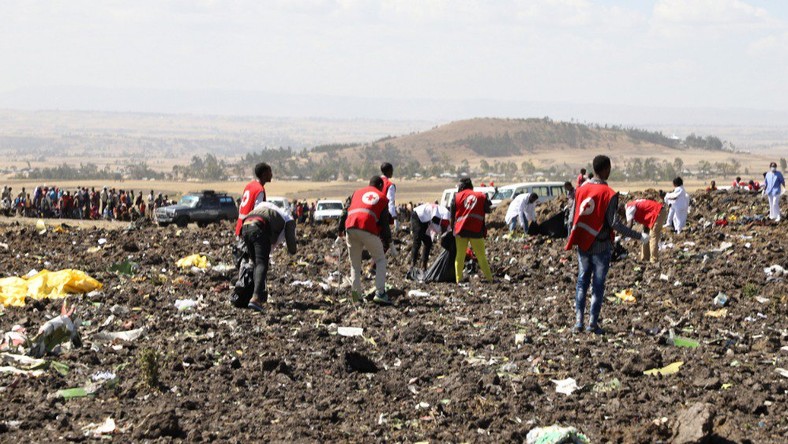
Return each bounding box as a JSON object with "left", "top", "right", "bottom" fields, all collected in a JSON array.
[{"left": 640, "top": 233, "right": 650, "bottom": 244}]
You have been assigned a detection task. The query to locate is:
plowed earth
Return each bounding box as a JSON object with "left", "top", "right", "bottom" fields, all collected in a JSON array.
[{"left": 0, "top": 190, "right": 786, "bottom": 442}]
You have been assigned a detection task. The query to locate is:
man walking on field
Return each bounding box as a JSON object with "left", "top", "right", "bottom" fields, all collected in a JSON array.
[
  {"left": 566, "top": 155, "right": 647, "bottom": 334},
  {"left": 764, "top": 161, "right": 785, "bottom": 222}
]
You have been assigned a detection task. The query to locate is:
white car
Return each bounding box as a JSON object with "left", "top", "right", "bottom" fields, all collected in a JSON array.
[
  {"left": 267, "top": 196, "right": 292, "bottom": 213},
  {"left": 439, "top": 186, "right": 497, "bottom": 209},
  {"left": 314, "top": 200, "right": 344, "bottom": 222},
  {"left": 491, "top": 182, "right": 566, "bottom": 207}
]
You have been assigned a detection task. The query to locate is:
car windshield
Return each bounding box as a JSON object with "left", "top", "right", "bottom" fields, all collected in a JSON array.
[
  {"left": 493, "top": 189, "right": 514, "bottom": 200},
  {"left": 178, "top": 195, "right": 199, "bottom": 207},
  {"left": 318, "top": 202, "right": 343, "bottom": 211},
  {"left": 270, "top": 200, "right": 284, "bottom": 208}
]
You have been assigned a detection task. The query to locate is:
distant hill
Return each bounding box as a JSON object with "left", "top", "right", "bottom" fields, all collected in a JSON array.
[{"left": 311, "top": 117, "right": 690, "bottom": 166}]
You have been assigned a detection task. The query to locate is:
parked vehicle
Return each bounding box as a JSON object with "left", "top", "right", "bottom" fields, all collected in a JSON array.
[
  {"left": 267, "top": 196, "right": 292, "bottom": 214},
  {"left": 491, "top": 182, "right": 566, "bottom": 207},
  {"left": 155, "top": 190, "right": 238, "bottom": 228},
  {"left": 439, "top": 186, "right": 496, "bottom": 209},
  {"left": 313, "top": 200, "right": 344, "bottom": 222}
]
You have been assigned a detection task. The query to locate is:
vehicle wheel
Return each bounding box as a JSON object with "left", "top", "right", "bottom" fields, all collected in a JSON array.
[
  {"left": 157, "top": 222, "right": 170, "bottom": 228},
  {"left": 174, "top": 217, "right": 189, "bottom": 228}
]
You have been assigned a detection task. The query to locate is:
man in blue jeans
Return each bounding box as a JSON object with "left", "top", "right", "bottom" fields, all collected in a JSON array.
[{"left": 565, "top": 155, "right": 648, "bottom": 334}]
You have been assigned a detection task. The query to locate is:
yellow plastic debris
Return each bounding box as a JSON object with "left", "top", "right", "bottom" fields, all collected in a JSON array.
[
  {"left": 644, "top": 361, "right": 683, "bottom": 377},
  {"left": 615, "top": 289, "right": 636, "bottom": 304},
  {"left": 176, "top": 254, "right": 209, "bottom": 269},
  {"left": 705, "top": 308, "right": 728, "bottom": 318},
  {"left": 0, "top": 270, "right": 103, "bottom": 307}
]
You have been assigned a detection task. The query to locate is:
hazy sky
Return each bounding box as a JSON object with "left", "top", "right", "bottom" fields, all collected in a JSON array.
[{"left": 2, "top": 0, "right": 788, "bottom": 111}]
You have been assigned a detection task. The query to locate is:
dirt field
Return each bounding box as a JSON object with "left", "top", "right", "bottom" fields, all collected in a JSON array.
[{"left": 0, "top": 189, "right": 786, "bottom": 442}]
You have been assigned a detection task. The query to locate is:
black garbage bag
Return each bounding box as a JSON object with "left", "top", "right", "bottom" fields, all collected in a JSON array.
[
  {"left": 424, "top": 232, "right": 457, "bottom": 283},
  {"left": 527, "top": 211, "right": 568, "bottom": 238},
  {"left": 230, "top": 257, "right": 255, "bottom": 308}
]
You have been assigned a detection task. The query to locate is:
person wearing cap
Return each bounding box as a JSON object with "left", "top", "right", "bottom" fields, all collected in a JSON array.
[
  {"left": 451, "top": 177, "right": 493, "bottom": 283},
  {"left": 566, "top": 155, "right": 648, "bottom": 335},
  {"left": 338, "top": 176, "right": 392, "bottom": 305},
  {"left": 505, "top": 191, "right": 539, "bottom": 233},
  {"left": 664, "top": 177, "right": 689, "bottom": 233},
  {"left": 625, "top": 197, "right": 667, "bottom": 263},
  {"left": 409, "top": 201, "right": 450, "bottom": 274},
  {"left": 764, "top": 161, "right": 785, "bottom": 222},
  {"left": 241, "top": 201, "right": 298, "bottom": 311}
]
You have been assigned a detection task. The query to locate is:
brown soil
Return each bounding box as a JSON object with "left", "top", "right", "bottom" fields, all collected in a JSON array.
[{"left": 0, "top": 189, "right": 786, "bottom": 442}]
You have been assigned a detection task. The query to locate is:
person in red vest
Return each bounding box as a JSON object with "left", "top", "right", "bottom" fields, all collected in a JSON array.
[
  {"left": 380, "top": 163, "right": 398, "bottom": 231},
  {"left": 236, "top": 162, "right": 271, "bottom": 236},
  {"left": 577, "top": 168, "right": 587, "bottom": 187},
  {"left": 338, "top": 176, "right": 392, "bottom": 305},
  {"left": 624, "top": 197, "right": 668, "bottom": 263},
  {"left": 566, "top": 155, "right": 647, "bottom": 334},
  {"left": 451, "top": 177, "right": 493, "bottom": 283}
]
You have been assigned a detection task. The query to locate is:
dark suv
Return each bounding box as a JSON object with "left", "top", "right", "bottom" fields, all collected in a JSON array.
[{"left": 155, "top": 190, "right": 238, "bottom": 228}]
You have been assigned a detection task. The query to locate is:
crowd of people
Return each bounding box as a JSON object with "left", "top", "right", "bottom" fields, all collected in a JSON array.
[
  {"left": 232, "top": 158, "right": 785, "bottom": 337},
  {"left": 0, "top": 185, "right": 176, "bottom": 221}
]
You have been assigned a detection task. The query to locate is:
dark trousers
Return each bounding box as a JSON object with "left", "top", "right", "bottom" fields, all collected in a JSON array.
[
  {"left": 411, "top": 214, "right": 433, "bottom": 269},
  {"left": 241, "top": 222, "right": 271, "bottom": 301}
]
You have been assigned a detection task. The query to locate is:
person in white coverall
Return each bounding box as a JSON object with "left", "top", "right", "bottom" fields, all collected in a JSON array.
[
  {"left": 664, "top": 177, "right": 689, "bottom": 233},
  {"left": 505, "top": 192, "right": 539, "bottom": 232}
]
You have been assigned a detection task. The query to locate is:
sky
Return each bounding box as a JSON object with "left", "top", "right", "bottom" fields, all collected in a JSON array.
[{"left": 2, "top": 0, "right": 788, "bottom": 112}]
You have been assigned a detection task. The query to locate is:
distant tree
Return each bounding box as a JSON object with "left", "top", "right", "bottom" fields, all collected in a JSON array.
[
  {"left": 673, "top": 157, "right": 684, "bottom": 174},
  {"left": 781, "top": 158, "right": 787, "bottom": 171}
]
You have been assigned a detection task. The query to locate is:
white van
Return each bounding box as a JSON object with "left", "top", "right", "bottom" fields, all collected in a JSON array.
[
  {"left": 491, "top": 182, "right": 566, "bottom": 207},
  {"left": 439, "top": 186, "right": 497, "bottom": 209},
  {"left": 267, "top": 196, "right": 292, "bottom": 213}
]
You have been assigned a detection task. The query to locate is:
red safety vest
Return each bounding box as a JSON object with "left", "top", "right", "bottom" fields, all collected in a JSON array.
[
  {"left": 565, "top": 183, "right": 617, "bottom": 252},
  {"left": 454, "top": 189, "right": 486, "bottom": 235},
  {"left": 626, "top": 199, "right": 663, "bottom": 229},
  {"left": 381, "top": 175, "right": 395, "bottom": 224},
  {"left": 235, "top": 181, "right": 266, "bottom": 236},
  {"left": 577, "top": 174, "right": 586, "bottom": 187},
  {"left": 345, "top": 186, "right": 389, "bottom": 235}
]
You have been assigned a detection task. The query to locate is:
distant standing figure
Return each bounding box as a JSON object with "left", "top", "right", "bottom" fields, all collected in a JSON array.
[
  {"left": 664, "top": 177, "right": 689, "bottom": 233},
  {"left": 577, "top": 168, "right": 587, "bottom": 187},
  {"left": 764, "top": 162, "right": 785, "bottom": 221},
  {"left": 380, "top": 162, "right": 398, "bottom": 230}
]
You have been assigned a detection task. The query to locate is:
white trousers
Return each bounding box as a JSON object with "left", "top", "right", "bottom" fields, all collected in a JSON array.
[
  {"left": 672, "top": 207, "right": 688, "bottom": 233},
  {"left": 768, "top": 194, "right": 781, "bottom": 221}
]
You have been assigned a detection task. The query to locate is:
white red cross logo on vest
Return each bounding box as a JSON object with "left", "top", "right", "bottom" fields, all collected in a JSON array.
[
  {"left": 362, "top": 191, "right": 380, "bottom": 205},
  {"left": 240, "top": 190, "right": 250, "bottom": 208},
  {"left": 578, "top": 197, "right": 596, "bottom": 216},
  {"left": 463, "top": 194, "right": 477, "bottom": 209}
]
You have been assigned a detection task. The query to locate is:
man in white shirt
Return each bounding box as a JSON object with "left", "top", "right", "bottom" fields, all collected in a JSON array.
[
  {"left": 505, "top": 192, "right": 539, "bottom": 232},
  {"left": 664, "top": 177, "right": 689, "bottom": 233},
  {"left": 410, "top": 202, "right": 450, "bottom": 272}
]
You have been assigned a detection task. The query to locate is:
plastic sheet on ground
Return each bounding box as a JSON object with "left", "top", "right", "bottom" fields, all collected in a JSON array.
[
  {"left": 0, "top": 270, "right": 103, "bottom": 307},
  {"left": 176, "top": 254, "right": 209, "bottom": 269},
  {"left": 644, "top": 361, "right": 683, "bottom": 376},
  {"left": 93, "top": 328, "right": 145, "bottom": 343},
  {"left": 551, "top": 377, "right": 581, "bottom": 395},
  {"left": 526, "top": 425, "right": 590, "bottom": 444}
]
